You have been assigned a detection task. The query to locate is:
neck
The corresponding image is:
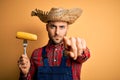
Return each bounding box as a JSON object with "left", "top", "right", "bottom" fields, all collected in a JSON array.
[
  {"left": 47, "top": 40, "right": 64, "bottom": 50},
  {"left": 50, "top": 40, "right": 62, "bottom": 45},
  {"left": 48, "top": 40, "right": 64, "bottom": 47}
]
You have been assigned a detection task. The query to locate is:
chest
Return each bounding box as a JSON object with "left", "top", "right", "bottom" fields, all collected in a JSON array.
[{"left": 35, "top": 48, "right": 71, "bottom": 67}]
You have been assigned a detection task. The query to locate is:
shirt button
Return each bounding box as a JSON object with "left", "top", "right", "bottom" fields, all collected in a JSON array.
[
  {"left": 54, "top": 59, "right": 57, "bottom": 62},
  {"left": 55, "top": 48, "right": 57, "bottom": 51}
]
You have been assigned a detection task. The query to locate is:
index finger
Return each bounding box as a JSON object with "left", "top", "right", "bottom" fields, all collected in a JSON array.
[
  {"left": 70, "top": 37, "right": 77, "bottom": 60},
  {"left": 20, "top": 54, "right": 29, "bottom": 61},
  {"left": 63, "top": 36, "right": 71, "bottom": 49}
]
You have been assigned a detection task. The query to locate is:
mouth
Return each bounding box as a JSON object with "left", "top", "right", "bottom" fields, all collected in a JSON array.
[
  {"left": 53, "top": 36, "right": 62, "bottom": 43},
  {"left": 54, "top": 35, "right": 61, "bottom": 39},
  {"left": 54, "top": 37, "right": 60, "bottom": 41}
]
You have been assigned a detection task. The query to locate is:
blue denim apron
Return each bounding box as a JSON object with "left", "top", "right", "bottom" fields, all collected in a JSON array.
[{"left": 37, "top": 47, "right": 73, "bottom": 80}]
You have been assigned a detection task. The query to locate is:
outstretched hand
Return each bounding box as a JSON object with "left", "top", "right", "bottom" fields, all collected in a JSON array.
[{"left": 63, "top": 36, "right": 86, "bottom": 60}]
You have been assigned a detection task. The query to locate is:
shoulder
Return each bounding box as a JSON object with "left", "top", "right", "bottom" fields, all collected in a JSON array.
[{"left": 30, "top": 47, "right": 44, "bottom": 59}]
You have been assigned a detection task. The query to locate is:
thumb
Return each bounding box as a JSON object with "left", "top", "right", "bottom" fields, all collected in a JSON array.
[{"left": 21, "top": 54, "right": 28, "bottom": 59}]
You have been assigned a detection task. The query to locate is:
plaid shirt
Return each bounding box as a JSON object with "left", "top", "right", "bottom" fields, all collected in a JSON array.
[{"left": 19, "top": 41, "right": 90, "bottom": 80}]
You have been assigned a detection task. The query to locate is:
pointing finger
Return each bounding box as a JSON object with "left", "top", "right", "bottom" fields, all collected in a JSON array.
[
  {"left": 70, "top": 37, "right": 77, "bottom": 60},
  {"left": 63, "top": 36, "right": 71, "bottom": 49}
]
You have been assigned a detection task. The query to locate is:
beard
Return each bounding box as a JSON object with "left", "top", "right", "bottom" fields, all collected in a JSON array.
[
  {"left": 50, "top": 35, "right": 63, "bottom": 44},
  {"left": 48, "top": 33, "right": 66, "bottom": 45}
]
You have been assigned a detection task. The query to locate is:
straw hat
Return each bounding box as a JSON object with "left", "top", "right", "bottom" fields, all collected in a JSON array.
[{"left": 31, "top": 8, "right": 82, "bottom": 24}]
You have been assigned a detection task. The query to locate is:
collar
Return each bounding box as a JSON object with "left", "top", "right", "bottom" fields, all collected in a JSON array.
[{"left": 46, "top": 40, "right": 64, "bottom": 50}]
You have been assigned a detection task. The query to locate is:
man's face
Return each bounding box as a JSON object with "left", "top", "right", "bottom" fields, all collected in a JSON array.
[{"left": 46, "top": 21, "right": 68, "bottom": 44}]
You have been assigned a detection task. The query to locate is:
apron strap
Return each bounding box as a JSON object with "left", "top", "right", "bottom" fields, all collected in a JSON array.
[
  {"left": 60, "top": 50, "right": 67, "bottom": 67},
  {"left": 42, "top": 46, "right": 49, "bottom": 66}
]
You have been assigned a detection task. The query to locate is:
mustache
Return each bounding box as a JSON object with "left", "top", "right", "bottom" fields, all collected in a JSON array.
[{"left": 53, "top": 34, "right": 61, "bottom": 37}]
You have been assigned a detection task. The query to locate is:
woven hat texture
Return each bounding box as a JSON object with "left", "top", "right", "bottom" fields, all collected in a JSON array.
[{"left": 31, "top": 8, "right": 82, "bottom": 24}]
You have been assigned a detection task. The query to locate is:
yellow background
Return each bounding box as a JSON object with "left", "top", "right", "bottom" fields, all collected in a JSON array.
[{"left": 0, "top": 0, "right": 120, "bottom": 80}]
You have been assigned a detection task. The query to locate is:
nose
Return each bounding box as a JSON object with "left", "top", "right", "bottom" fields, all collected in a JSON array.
[{"left": 55, "top": 27, "right": 60, "bottom": 35}]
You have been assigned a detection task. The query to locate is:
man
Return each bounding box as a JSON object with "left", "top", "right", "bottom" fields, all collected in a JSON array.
[{"left": 18, "top": 8, "right": 90, "bottom": 80}]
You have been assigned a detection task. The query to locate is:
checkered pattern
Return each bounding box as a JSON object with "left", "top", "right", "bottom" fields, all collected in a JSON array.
[{"left": 19, "top": 41, "right": 90, "bottom": 80}]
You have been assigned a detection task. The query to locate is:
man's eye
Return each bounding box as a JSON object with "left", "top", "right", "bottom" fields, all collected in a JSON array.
[
  {"left": 50, "top": 25, "right": 56, "bottom": 29},
  {"left": 60, "top": 26, "right": 65, "bottom": 29}
]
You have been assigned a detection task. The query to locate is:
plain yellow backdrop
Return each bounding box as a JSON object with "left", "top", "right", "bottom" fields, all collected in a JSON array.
[{"left": 0, "top": 0, "right": 120, "bottom": 80}]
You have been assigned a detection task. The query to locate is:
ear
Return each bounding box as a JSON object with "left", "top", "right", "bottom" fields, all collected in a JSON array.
[
  {"left": 66, "top": 25, "right": 69, "bottom": 30},
  {"left": 46, "top": 23, "right": 48, "bottom": 31}
]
